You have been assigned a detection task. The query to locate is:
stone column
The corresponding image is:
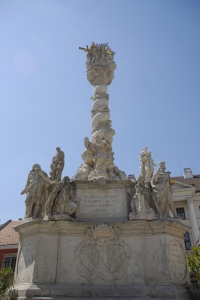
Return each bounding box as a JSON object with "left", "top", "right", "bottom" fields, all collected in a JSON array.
[
  {"left": 73, "top": 43, "right": 126, "bottom": 181},
  {"left": 186, "top": 198, "right": 199, "bottom": 244}
]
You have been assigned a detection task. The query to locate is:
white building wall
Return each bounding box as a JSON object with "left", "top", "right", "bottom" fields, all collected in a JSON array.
[{"left": 172, "top": 184, "right": 200, "bottom": 248}]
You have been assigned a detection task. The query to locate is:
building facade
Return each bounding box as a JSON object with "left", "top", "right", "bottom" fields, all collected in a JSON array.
[
  {"left": 0, "top": 220, "right": 20, "bottom": 271},
  {"left": 172, "top": 168, "right": 200, "bottom": 250}
]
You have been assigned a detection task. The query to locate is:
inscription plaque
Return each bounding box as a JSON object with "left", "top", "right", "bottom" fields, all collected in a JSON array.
[
  {"left": 75, "top": 185, "right": 128, "bottom": 220},
  {"left": 169, "top": 240, "right": 187, "bottom": 281}
]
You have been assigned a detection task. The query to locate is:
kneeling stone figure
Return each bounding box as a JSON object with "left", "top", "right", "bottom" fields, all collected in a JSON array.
[
  {"left": 45, "top": 176, "right": 77, "bottom": 220},
  {"left": 129, "top": 175, "right": 156, "bottom": 221}
]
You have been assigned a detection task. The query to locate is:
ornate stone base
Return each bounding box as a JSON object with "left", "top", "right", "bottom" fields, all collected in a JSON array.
[{"left": 14, "top": 219, "right": 189, "bottom": 300}]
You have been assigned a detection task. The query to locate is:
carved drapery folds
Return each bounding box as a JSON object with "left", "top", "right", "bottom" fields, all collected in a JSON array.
[
  {"left": 75, "top": 224, "right": 130, "bottom": 282},
  {"left": 151, "top": 161, "right": 178, "bottom": 219},
  {"left": 139, "top": 147, "right": 156, "bottom": 183},
  {"left": 21, "top": 164, "right": 50, "bottom": 219},
  {"left": 129, "top": 149, "right": 179, "bottom": 220},
  {"left": 129, "top": 175, "right": 156, "bottom": 221},
  {"left": 21, "top": 149, "right": 77, "bottom": 221},
  {"left": 45, "top": 176, "right": 77, "bottom": 221},
  {"left": 49, "top": 147, "right": 65, "bottom": 182},
  {"left": 73, "top": 43, "right": 126, "bottom": 182}
]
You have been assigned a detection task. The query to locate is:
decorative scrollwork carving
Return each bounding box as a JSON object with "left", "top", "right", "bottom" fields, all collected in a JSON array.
[{"left": 75, "top": 224, "right": 130, "bottom": 282}]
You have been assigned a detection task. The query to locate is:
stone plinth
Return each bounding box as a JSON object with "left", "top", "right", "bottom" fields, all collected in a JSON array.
[
  {"left": 14, "top": 219, "right": 189, "bottom": 300},
  {"left": 72, "top": 180, "right": 131, "bottom": 221}
]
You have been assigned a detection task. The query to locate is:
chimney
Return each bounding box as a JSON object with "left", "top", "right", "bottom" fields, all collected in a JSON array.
[{"left": 184, "top": 168, "right": 193, "bottom": 179}]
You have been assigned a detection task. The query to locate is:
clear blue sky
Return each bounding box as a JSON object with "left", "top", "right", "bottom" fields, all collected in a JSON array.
[{"left": 0, "top": 0, "right": 200, "bottom": 223}]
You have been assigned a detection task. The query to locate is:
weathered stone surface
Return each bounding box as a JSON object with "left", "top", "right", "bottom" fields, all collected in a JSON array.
[
  {"left": 14, "top": 219, "right": 189, "bottom": 299},
  {"left": 73, "top": 180, "right": 129, "bottom": 221},
  {"left": 74, "top": 224, "right": 131, "bottom": 282},
  {"left": 169, "top": 239, "right": 187, "bottom": 281}
]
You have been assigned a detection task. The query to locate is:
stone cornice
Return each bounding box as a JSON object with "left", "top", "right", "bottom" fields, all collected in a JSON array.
[
  {"left": 172, "top": 188, "right": 195, "bottom": 195},
  {"left": 14, "top": 219, "right": 189, "bottom": 240},
  {"left": 71, "top": 179, "right": 134, "bottom": 189},
  {"left": 0, "top": 244, "right": 19, "bottom": 249}
]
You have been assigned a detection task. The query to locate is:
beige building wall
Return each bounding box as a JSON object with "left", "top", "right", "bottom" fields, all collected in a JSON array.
[{"left": 172, "top": 169, "right": 200, "bottom": 250}]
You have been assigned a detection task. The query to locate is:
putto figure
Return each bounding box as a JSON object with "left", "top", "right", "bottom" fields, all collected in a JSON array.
[
  {"left": 21, "top": 164, "right": 50, "bottom": 219},
  {"left": 139, "top": 147, "right": 156, "bottom": 183},
  {"left": 50, "top": 147, "right": 65, "bottom": 181}
]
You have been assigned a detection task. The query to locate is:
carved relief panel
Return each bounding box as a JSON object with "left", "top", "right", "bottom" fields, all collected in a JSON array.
[
  {"left": 74, "top": 224, "right": 130, "bottom": 282},
  {"left": 168, "top": 240, "right": 187, "bottom": 281}
]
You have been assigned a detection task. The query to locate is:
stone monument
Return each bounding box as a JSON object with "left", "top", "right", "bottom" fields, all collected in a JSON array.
[{"left": 14, "top": 43, "right": 189, "bottom": 300}]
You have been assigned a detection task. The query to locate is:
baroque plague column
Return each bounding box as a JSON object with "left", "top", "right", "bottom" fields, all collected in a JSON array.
[
  {"left": 14, "top": 43, "right": 190, "bottom": 300},
  {"left": 74, "top": 43, "right": 126, "bottom": 182}
]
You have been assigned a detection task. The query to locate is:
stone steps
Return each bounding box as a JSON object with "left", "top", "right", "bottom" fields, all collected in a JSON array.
[{"left": 29, "top": 298, "right": 185, "bottom": 300}]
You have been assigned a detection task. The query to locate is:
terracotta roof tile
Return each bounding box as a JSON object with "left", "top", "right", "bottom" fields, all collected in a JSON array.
[
  {"left": 171, "top": 174, "right": 200, "bottom": 192},
  {"left": 0, "top": 220, "right": 11, "bottom": 231},
  {"left": 0, "top": 220, "right": 20, "bottom": 245}
]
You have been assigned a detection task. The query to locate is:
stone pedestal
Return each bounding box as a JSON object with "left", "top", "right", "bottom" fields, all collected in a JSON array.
[{"left": 14, "top": 218, "right": 189, "bottom": 300}]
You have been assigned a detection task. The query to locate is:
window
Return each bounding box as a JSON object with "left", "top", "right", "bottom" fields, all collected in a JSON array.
[
  {"left": 176, "top": 207, "right": 186, "bottom": 219},
  {"left": 184, "top": 232, "right": 191, "bottom": 250},
  {"left": 2, "top": 254, "right": 17, "bottom": 271}
]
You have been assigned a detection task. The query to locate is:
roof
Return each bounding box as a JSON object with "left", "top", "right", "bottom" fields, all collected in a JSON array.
[
  {"left": 0, "top": 220, "right": 20, "bottom": 246},
  {"left": 171, "top": 174, "right": 200, "bottom": 193},
  {"left": 0, "top": 220, "right": 12, "bottom": 231}
]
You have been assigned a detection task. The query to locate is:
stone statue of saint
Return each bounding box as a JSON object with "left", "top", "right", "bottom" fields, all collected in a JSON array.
[
  {"left": 50, "top": 147, "right": 65, "bottom": 181},
  {"left": 21, "top": 164, "right": 50, "bottom": 219},
  {"left": 129, "top": 175, "right": 156, "bottom": 221},
  {"left": 139, "top": 147, "right": 156, "bottom": 183},
  {"left": 151, "top": 162, "right": 178, "bottom": 219},
  {"left": 45, "top": 176, "right": 77, "bottom": 220}
]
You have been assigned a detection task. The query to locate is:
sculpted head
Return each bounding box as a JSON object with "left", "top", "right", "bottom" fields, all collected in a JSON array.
[
  {"left": 32, "top": 164, "right": 41, "bottom": 172},
  {"left": 158, "top": 161, "right": 166, "bottom": 172},
  {"left": 62, "top": 176, "right": 70, "bottom": 185},
  {"left": 142, "top": 147, "right": 148, "bottom": 153},
  {"left": 56, "top": 147, "right": 61, "bottom": 152}
]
